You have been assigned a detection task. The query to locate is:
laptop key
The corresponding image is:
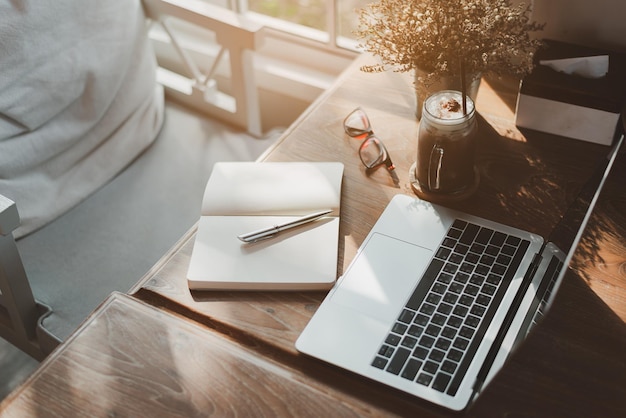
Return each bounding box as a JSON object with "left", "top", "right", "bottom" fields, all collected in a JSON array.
[
  {"left": 414, "top": 314, "right": 429, "bottom": 326},
  {"left": 506, "top": 235, "right": 521, "bottom": 246},
  {"left": 470, "top": 304, "right": 486, "bottom": 317},
  {"left": 420, "top": 303, "right": 436, "bottom": 315},
  {"left": 486, "top": 274, "right": 501, "bottom": 285},
  {"left": 437, "top": 303, "right": 453, "bottom": 315},
  {"left": 450, "top": 283, "right": 464, "bottom": 294},
  {"left": 423, "top": 361, "right": 439, "bottom": 374},
  {"left": 425, "top": 324, "right": 442, "bottom": 337},
  {"left": 385, "top": 334, "right": 401, "bottom": 346},
  {"left": 443, "top": 292, "right": 459, "bottom": 304},
  {"left": 470, "top": 274, "right": 485, "bottom": 285},
  {"left": 447, "top": 349, "right": 463, "bottom": 362},
  {"left": 476, "top": 294, "right": 491, "bottom": 306},
  {"left": 441, "top": 360, "right": 458, "bottom": 374},
  {"left": 464, "top": 315, "right": 480, "bottom": 328},
  {"left": 413, "top": 346, "right": 429, "bottom": 360},
  {"left": 482, "top": 283, "right": 497, "bottom": 295},
  {"left": 490, "top": 231, "right": 506, "bottom": 246},
  {"left": 432, "top": 314, "right": 447, "bottom": 326},
  {"left": 460, "top": 325, "right": 476, "bottom": 338},
  {"left": 426, "top": 293, "right": 442, "bottom": 304},
  {"left": 429, "top": 349, "right": 445, "bottom": 362},
  {"left": 438, "top": 272, "right": 454, "bottom": 284},
  {"left": 408, "top": 325, "right": 424, "bottom": 338},
  {"left": 398, "top": 309, "right": 415, "bottom": 324},
  {"left": 446, "top": 316, "right": 462, "bottom": 329},
  {"left": 419, "top": 335, "right": 435, "bottom": 348},
  {"left": 435, "top": 337, "right": 452, "bottom": 350},
  {"left": 386, "top": 347, "right": 411, "bottom": 375},
  {"left": 401, "top": 336, "right": 418, "bottom": 349},
  {"left": 475, "top": 228, "right": 493, "bottom": 244},
  {"left": 435, "top": 247, "right": 452, "bottom": 260},
  {"left": 501, "top": 244, "right": 517, "bottom": 256},
  {"left": 459, "top": 223, "right": 480, "bottom": 245},
  {"left": 453, "top": 337, "right": 469, "bottom": 350},
  {"left": 452, "top": 219, "right": 468, "bottom": 229},
  {"left": 485, "top": 244, "right": 500, "bottom": 256},
  {"left": 465, "top": 284, "right": 480, "bottom": 296},
  {"left": 453, "top": 305, "right": 469, "bottom": 317},
  {"left": 459, "top": 295, "right": 474, "bottom": 306},
  {"left": 401, "top": 358, "right": 423, "bottom": 380},
  {"left": 432, "top": 373, "right": 452, "bottom": 392},
  {"left": 372, "top": 356, "right": 388, "bottom": 369},
  {"left": 416, "top": 373, "right": 433, "bottom": 386},
  {"left": 432, "top": 283, "right": 447, "bottom": 294},
  {"left": 392, "top": 322, "right": 408, "bottom": 334},
  {"left": 442, "top": 325, "right": 458, "bottom": 339}
]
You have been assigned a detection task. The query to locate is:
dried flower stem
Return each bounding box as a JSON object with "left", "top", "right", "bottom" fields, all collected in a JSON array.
[{"left": 460, "top": 56, "right": 467, "bottom": 115}]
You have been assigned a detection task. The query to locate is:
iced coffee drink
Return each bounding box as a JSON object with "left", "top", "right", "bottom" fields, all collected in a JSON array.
[{"left": 416, "top": 90, "right": 478, "bottom": 195}]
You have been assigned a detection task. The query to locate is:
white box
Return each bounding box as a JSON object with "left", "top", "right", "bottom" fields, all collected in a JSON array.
[{"left": 515, "top": 40, "right": 626, "bottom": 145}]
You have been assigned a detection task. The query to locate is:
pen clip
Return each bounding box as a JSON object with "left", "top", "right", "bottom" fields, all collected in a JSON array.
[
  {"left": 237, "top": 227, "right": 278, "bottom": 243},
  {"left": 241, "top": 234, "right": 276, "bottom": 244}
]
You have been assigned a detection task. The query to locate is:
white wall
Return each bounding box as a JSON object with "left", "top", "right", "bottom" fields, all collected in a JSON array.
[{"left": 531, "top": 0, "right": 626, "bottom": 52}]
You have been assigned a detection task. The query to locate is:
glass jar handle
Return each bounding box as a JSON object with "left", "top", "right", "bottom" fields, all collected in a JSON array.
[{"left": 428, "top": 145, "right": 444, "bottom": 190}]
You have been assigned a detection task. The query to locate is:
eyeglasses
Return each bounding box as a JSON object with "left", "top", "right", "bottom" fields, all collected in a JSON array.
[{"left": 343, "top": 107, "right": 399, "bottom": 184}]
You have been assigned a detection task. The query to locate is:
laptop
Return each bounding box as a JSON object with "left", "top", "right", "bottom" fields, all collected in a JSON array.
[{"left": 296, "top": 133, "right": 623, "bottom": 411}]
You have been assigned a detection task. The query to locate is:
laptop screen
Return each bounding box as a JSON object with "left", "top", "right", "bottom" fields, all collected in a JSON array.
[
  {"left": 530, "top": 129, "right": 623, "bottom": 327},
  {"left": 477, "top": 126, "right": 624, "bottom": 394}
]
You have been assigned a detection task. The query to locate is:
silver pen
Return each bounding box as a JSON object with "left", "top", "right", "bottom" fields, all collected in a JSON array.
[{"left": 237, "top": 209, "right": 333, "bottom": 243}]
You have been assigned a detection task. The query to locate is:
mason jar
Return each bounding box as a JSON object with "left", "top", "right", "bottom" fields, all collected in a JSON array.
[{"left": 415, "top": 90, "right": 478, "bottom": 196}]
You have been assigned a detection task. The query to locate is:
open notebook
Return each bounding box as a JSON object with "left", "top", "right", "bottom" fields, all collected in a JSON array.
[
  {"left": 187, "top": 162, "right": 344, "bottom": 291},
  {"left": 297, "top": 135, "right": 622, "bottom": 410}
]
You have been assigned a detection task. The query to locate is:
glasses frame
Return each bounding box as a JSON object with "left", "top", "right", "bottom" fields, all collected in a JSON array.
[{"left": 343, "top": 107, "right": 398, "bottom": 184}]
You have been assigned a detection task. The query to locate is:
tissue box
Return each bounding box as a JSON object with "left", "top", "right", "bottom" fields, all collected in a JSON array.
[{"left": 515, "top": 39, "right": 626, "bottom": 145}]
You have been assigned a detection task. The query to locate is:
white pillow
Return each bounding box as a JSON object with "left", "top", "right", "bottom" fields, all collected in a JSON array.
[{"left": 0, "top": 0, "right": 164, "bottom": 238}]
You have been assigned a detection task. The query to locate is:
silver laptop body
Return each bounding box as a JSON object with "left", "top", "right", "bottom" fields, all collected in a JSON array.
[{"left": 296, "top": 135, "right": 622, "bottom": 411}]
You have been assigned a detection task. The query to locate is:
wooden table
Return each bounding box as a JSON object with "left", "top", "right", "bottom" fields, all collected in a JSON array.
[{"left": 2, "top": 54, "right": 625, "bottom": 417}]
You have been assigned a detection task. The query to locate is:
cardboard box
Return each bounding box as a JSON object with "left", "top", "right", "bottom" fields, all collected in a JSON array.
[{"left": 515, "top": 39, "right": 626, "bottom": 145}]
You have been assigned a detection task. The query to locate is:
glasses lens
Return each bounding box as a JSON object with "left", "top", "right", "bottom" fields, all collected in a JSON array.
[
  {"left": 344, "top": 108, "right": 372, "bottom": 137},
  {"left": 359, "top": 136, "right": 387, "bottom": 168}
]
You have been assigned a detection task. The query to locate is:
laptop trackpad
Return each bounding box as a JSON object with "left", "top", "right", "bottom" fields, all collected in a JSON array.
[{"left": 330, "top": 233, "right": 433, "bottom": 324}]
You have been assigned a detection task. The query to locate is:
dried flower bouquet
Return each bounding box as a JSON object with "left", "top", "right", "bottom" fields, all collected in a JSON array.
[{"left": 356, "top": 0, "right": 545, "bottom": 86}]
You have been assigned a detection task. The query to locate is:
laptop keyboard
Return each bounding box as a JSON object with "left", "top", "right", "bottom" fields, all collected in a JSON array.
[{"left": 372, "top": 219, "right": 530, "bottom": 396}]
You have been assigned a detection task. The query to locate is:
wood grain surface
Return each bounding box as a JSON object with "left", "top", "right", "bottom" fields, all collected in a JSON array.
[{"left": 0, "top": 294, "right": 403, "bottom": 417}]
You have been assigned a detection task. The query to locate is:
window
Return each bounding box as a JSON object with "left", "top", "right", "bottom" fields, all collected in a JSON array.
[
  {"left": 147, "top": 0, "right": 364, "bottom": 133},
  {"left": 236, "top": 0, "right": 371, "bottom": 51}
]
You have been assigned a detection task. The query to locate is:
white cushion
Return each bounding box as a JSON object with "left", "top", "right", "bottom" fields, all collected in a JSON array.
[{"left": 0, "top": 0, "right": 164, "bottom": 238}]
